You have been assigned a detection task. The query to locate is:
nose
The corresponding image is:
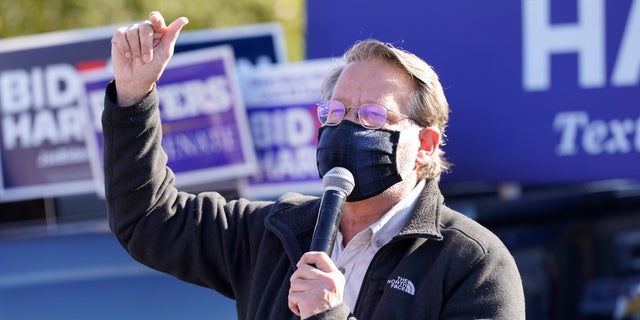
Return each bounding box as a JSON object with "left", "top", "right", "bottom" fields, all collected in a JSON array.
[{"left": 343, "top": 106, "right": 359, "bottom": 123}]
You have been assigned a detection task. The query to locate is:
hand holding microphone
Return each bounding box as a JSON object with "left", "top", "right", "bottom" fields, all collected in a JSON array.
[
  {"left": 310, "top": 167, "right": 355, "bottom": 255},
  {"left": 288, "top": 167, "right": 354, "bottom": 318}
]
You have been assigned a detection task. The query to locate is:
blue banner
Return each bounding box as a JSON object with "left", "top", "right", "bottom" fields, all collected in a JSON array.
[{"left": 306, "top": 0, "right": 640, "bottom": 184}]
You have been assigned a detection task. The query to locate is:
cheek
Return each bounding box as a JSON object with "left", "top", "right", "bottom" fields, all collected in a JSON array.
[{"left": 396, "top": 136, "right": 421, "bottom": 169}]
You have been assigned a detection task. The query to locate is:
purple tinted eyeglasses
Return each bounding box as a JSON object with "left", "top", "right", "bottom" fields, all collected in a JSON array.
[{"left": 317, "top": 100, "right": 410, "bottom": 129}]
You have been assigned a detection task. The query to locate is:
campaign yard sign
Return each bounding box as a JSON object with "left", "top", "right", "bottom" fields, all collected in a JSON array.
[
  {"left": 0, "top": 26, "right": 115, "bottom": 202},
  {"left": 238, "top": 59, "right": 336, "bottom": 199},
  {"left": 306, "top": 0, "right": 640, "bottom": 185},
  {"left": 83, "top": 46, "right": 257, "bottom": 195},
  {"left": 0, "top": 22, "right": 285, "bottom": 202}
]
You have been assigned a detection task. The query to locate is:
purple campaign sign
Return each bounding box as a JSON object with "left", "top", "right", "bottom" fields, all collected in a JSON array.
[
  {"left": 238, "top": 59, "right": 334, "bottom": 199},
  {"left": 0, "top": 26, "right": 115, "bottom": 201},
  {"left": 83, "top": 46, "right": 257, "bottom": 195},
  {"left": 306, "top": 0, "right": 640, "bottom": 185}
]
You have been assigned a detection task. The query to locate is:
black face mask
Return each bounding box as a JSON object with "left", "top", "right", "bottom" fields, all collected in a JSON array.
[{"left": 316, "top": 121, "right": 403, "bottom": 202}]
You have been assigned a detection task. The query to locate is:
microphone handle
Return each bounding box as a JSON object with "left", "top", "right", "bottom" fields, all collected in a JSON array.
[{"left": 310, "top": 189, "right": 348, "bottom": 255}]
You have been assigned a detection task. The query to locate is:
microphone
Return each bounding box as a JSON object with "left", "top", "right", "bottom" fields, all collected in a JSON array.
[{"left": 310, "top": 167, "right": 355, "bottom": 255}]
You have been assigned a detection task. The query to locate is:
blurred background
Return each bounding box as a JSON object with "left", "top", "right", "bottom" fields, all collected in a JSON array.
[
  {"left": 0, "top": 0, "right": 305, "bottom": 60},
  {"left": 1, "top": 0, "right": 640, "bottom": 319}
]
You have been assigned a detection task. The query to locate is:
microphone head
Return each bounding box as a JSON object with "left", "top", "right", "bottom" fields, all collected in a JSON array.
[{"left": 322, "top": 167, "right": 355, "bottom": 195}]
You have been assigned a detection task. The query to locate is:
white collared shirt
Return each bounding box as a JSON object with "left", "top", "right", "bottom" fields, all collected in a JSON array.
[{"left": 331, "top": 180, "right": 426, "bottom": 310}]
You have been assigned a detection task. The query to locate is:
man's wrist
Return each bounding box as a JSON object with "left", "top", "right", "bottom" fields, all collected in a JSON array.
[{"left": 115, "top": 82, "right": 155, "bottom": 107}]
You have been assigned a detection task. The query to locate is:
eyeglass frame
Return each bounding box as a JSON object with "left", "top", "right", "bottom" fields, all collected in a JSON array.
[{"left": 316, "top": 100, "right": 412, "bottom": 130}]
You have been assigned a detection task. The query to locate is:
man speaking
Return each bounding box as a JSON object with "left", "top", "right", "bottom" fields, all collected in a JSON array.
[{"left": 104, "top": 11, "right": 525, "bottom": 319}]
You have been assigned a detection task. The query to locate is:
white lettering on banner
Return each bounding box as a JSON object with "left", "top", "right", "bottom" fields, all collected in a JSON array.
[
  {"left": 1, "top": 69, "right": 31, "bottom": 113},
  {"left": 37, "top": 146, "right": 88, "bottom": 168},
  {"left": 523, "top": 0, "right": 605, "bottom": 91},
  {"left": 248, "top": 107, "right": 318, "bottom": 182},
  {"left": 612, "top": 0, "right": 640, "bottom": 86},
  {"left": 255, "top": 146, "right": 318, "bottom": 182},
  {"left": 2, "top": 106, "right": 84, "bottom": 150},
  {"left": 250, "top": 108, "right": 315, "bottom": 148},
  {"left": 159, "top": 76, "right": 232, "bottom": 121},
  {"left": 0, "top": 64, "right": 82, "bottom": 113},
  {"left": 161, "top": 125, "right": 238, "bottom": 162},
  {"left": 554, "top": 111, "right": 640, "bottom": 155},
  {"left": 523, "top": 0, "right": 640, "bottom": 91},
  {"left": 0, "top": 63, "right": 85, "bottom": 150}
]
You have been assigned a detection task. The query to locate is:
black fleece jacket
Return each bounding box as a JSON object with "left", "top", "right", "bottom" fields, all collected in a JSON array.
[{"left": 102, "top": 82, "right": 525, "bottom": 319}]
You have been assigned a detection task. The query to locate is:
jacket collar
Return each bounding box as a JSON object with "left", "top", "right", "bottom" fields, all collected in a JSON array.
[
  {"left": 396, "top": 179, "right": 444, "bottom": 240},
  {"left": 265, "top": 193, "right": 321, "bottom": 263},
  {"left": 266, "top": 179, "right": 445, "bottom": 252}
]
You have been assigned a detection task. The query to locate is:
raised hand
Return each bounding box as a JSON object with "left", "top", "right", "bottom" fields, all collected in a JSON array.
[{"left": 110, "top": 11, "right": 188, "bottom": 106}]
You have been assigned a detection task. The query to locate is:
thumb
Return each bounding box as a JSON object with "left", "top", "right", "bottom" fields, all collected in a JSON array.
[{"left": 161, "top": 17, "right": 189, "bottom": 51}]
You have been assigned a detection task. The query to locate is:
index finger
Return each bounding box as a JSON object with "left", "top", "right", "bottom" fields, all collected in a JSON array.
[
  {"left": 112, "top": 26, "right": 132, "bottom": 59},
  {"left": 298, "top": 252, "right": 337, "bottom": 273}
]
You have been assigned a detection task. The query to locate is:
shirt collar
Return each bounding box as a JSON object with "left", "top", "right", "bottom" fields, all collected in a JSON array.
[
  {"left": 369, "top": 180, "right": 426, "bottom": 250},
  {"left": 334, "top": 180, "right": 426, "bottom": 254}
]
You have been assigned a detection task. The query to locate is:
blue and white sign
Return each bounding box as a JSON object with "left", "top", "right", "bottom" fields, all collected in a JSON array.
[
  {"left": 307, "top": 0, "right": 640, "bottom": 184},
  {"left": 0, "top": 26, "right": 114, "bottom": 202},
  {"left": 238, "top": 59, "right": 335, "bottom": 199},
  {"left": 83, "top": 46, "right": 257, "bottom": 195}
]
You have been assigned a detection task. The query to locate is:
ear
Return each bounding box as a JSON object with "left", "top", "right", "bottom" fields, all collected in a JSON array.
[{"left": 415, "top": 127, "right": 441, "bottom": 167}]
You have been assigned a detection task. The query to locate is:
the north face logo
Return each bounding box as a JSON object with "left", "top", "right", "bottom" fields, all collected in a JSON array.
[{"left": 387, "top": 276, "right": 415, "bottom": 295}]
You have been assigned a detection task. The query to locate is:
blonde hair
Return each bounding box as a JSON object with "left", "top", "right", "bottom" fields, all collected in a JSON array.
[{"left": 321, "top": 39, "right": 452, "bottom": 181}]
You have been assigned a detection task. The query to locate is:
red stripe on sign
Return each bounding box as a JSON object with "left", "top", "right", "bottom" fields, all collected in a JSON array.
[{"left": 76, "top": 59, "right": 107, "bottom": 72}]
